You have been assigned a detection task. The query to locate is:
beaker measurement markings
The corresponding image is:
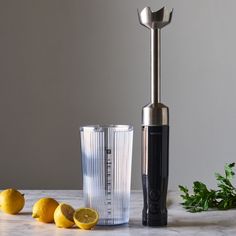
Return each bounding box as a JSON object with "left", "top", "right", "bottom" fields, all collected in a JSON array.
[{"left": 105, "top": 148, "right": 112, "bottom": 155}]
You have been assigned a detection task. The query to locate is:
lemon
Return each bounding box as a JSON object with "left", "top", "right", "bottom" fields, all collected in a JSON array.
[
  {"left": 73, "top": 208, "right": 99, "bottom": 230},
  {"left": 54, "top": 203, "right": 75, "bottom": 228},
  {"left": 0, "top": 188, "right": 25, "bottom": 214},
  {"left": 32, "top": 198, "right": 59, "bottom": 223}
]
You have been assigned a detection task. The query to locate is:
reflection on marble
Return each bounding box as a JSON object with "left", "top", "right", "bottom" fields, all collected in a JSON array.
[{"left": 0, "top": 190, "right": 236, "bottom": 235}]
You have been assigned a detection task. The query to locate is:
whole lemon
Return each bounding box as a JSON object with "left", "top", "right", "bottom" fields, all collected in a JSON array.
[
  {"left": 0, "top": 188, "right": 25, "bottom": 214},
  {"left": 32, "top": 198, "right": 59, "bottom": 223},
  {"left": 54, "top": 203, "right": 75, "bottom": 228}
]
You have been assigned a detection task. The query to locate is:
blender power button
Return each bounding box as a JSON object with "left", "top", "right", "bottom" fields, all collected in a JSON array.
[{"left": 149, "top": 190, "right": 160, "bottom": 201}]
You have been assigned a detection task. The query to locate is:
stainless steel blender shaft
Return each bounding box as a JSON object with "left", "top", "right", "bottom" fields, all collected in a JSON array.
[
  {"left": 138, "top": 6, "right": 173, "bottom": 227},
  {"left": 151, "top": 28, "right": 161, "bottom": 103}
]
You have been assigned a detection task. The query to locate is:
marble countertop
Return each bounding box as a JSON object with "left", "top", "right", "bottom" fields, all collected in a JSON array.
[{"left": 0, "top": 190, "right": 236, "bottom": 235}]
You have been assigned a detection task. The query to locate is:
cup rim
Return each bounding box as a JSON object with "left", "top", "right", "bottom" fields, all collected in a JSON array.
[{"left": 80, "top": 124, "right": 133, "bottom": 132}]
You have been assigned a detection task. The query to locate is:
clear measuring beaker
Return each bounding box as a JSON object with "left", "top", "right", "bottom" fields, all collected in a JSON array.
[{"left": 80, "top": 125, "right": 133, "bottom": 225}]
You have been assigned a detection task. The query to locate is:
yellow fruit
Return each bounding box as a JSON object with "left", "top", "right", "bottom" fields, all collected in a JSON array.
[
  {"left": 73, "top": 208, "right": 99, "bottom": 230},
  {"left": 32, "top": 198, "right": 59, "bottom": 223},
  {"left": 54, "top": 203, "right": 75, "bottom": 228},
  {"left": 0, "top": 188, "right": 25, "bottom": 214}
]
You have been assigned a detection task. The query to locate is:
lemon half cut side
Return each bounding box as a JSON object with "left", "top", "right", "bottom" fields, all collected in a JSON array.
[
  {"left": 54, "top": 203, "right": 75, "bottom": 228},
  {"left": 73, "top": 208, "right": 99, "bottom": 230}
]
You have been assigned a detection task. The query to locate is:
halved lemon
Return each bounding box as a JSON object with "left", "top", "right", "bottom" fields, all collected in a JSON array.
[
  {"left": 54, "top": 203, "right": 75, "bottom": 228},
  {"left": 73, "top": 208, "right": 99, "bottom": 230}
]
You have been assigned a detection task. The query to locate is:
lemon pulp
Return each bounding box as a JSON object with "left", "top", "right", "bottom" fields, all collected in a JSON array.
[{"left": 73, "top": 208, "right": 99, "bottom": 230}]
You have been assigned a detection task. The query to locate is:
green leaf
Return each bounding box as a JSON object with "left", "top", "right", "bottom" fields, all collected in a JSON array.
[
  {"left": 203, "top": 200, "right": 209, "bottom": 210},
  {"left": 225, "top": 163, "right": 235, "bottom": 180},
  {"left": 179, "top": 185, "right": 189, "bottom": 194}
]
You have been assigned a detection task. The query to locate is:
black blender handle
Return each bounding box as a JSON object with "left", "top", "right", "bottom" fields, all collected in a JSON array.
[{"left": 142, "top": 125, "right": 169, "bottom": 226}]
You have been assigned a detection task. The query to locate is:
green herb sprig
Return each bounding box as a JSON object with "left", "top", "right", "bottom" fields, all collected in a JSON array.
[{"left": 179, "top": 163, "right": 236, "bottom": 212}]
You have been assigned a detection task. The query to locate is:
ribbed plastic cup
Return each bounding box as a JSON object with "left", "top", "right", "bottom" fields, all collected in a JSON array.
[{"left": 80, "top": 125, "right": 133, "bottom": 225}]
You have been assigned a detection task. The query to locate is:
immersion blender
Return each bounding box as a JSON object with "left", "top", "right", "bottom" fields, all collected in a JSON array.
[{"left": 138, "top": 6, "right": 173, "bottom": 226}]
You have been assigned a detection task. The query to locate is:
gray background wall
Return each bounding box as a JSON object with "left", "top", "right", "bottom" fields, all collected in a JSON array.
[{"left": 1, "top": 0, "right": 236, "bottom": 190}]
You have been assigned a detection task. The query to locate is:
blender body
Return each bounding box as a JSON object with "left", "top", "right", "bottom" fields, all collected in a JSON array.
[{"left": 138, "top": 6, "right": 173, "bottom": 226}]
